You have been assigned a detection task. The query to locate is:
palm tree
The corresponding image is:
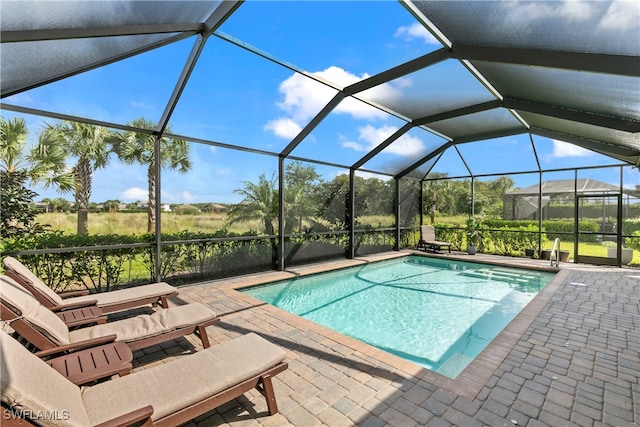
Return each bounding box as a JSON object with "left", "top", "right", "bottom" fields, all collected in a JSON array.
[
  {"left": 284, "top": 161, "right": 321, "bottom": 233},
  {"left": 111, "top": 118, "right": 191, "bottom": 232},
  {"left": 1, "top": 117, "right": 76, "bottom": 237},
  {"left": 227, "top": 172, "right": 278, "bottom": 235},
  {"left": 53, "top": 120, "right": 116, "bottom": 235},
  {"left": 228, "top": 172, "right": 279, "bottom": 268},
  {"left": 1, "top": 116, "right": 74, "bottom": 191}
]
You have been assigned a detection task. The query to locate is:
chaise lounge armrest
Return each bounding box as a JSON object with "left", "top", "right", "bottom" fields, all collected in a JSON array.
[
  {"left": 34, "top": 334, "right": 118, "bottom": 358},
  {"left": 59, "top": 289, "right": 91, "bottom": 298},
  {"left": 49, "top": 298, "right": 100, "bottom": 312},
  {"left": 59, "top": 311, "right": 108, "bottom": 328}
]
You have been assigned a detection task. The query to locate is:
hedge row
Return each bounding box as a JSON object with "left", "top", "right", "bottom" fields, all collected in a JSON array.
[
  {"left": 3, "top": 219, "right": 636, "bottom": 293},
  {"left": 1, "top": 229, "right": 401, "bottom": 292},
  {"left": 434, "top": 223, "right": 546, "bottom": 256}
]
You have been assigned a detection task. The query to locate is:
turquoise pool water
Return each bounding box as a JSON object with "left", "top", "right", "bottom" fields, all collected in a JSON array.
[{"left": 242, "top": 256, "right": 555, "bottom": 379}]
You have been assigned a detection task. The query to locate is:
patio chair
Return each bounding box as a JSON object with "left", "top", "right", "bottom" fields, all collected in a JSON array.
[
  {"left": 3, "top": 256, "right": 178, "bottom": 313},
  {"left": 416, "top": 225, "right": 451, "bottom": 253},
  {"left": 0, "top": 275, "right": 218, "bottom": 355},
  {"left": 1, "top": 329, "right": 288, "bottom": 426}
]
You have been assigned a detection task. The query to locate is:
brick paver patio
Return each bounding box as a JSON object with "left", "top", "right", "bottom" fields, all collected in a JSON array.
[{"left": 126, "top": 252, "right": 639, "bottom": 426}]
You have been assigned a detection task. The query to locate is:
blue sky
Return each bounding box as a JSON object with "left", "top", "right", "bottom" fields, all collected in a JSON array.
[{"left": 3, "top": 1, "right": 637, "bottom": 205}]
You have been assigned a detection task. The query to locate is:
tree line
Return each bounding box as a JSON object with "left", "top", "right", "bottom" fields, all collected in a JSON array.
[{"left": 1, "top": 116, "right": 189, "bottom": 237}]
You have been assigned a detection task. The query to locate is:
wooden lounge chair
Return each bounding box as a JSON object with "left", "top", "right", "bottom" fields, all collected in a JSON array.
[
  {"left": 0, "top": 275, "right": 218, "bottom": 355},
  {"left": 3, "top": 256, "right": 178, "bottom": 313},
  {"left": 416, "top": 225, "right": 452, "bottom": 253},
  {"left": 1, "top": 329, "right": 288, "bottom": 426}
]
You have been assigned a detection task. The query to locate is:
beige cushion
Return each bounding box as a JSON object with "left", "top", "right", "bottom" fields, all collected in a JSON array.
[
  {"left": 68, "top": 302, "right": 216, "bottom": 344},
  {"left": 3, "top": 256, "right": 63, "bottom": 305},
  {"left": 67, "top": 282, "right": 176, "bottom": 308},
  {"left": 82, "top": 332, "right": 286, "bottom": 425},
  {"left": 0, "top": 331, "right": 91, "bottom": 427},
  {"left": 0, "top": 276, "right": 70, "bottom": 345},
  {"left": 420, "top": 225, "right": 436, "bottom": 241}
]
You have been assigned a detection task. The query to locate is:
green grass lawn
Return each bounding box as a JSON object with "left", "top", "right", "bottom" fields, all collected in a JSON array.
[{"left": 541, "top": 240, "right": 640, "bottom": 265}]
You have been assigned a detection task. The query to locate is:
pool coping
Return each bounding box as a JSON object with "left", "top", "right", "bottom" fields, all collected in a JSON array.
[{"left": 221, "top": 251, "right": 568, "bottom": 400}]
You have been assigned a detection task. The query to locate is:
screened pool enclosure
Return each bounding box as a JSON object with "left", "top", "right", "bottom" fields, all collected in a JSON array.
[{"left": 1, "top": 1, "right": 639, "bottom": 289}]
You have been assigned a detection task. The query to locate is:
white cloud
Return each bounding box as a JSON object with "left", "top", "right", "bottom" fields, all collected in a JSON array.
[
  {"left": 341, "top": 139, "right": 367, "bottom": 152},
  {"left": 265, "top": 66, "right": 402, "bottom": 139},
  {"left": 387, "top": 133, "right": 424, "bottom": 157},
  {"left": 275, "top": 71, "right": 336, "bottom": 123},
  {"left": 341, "top": 124, "right": 424, "bottom": 157},
  {"left": 264, "top": 117, "right": 302, "bottom": 139},
  {"left": 122, "top": 187, "right": 147, "bottom": 201},
  {"left": 395, "top": 22, "right": 441, "bottom": 45},
  {"left": 502, "top": 0, "right": 638, "bottom": 33},
  {"left": 599, "top": 0, "right": 639, "bottom": 31},
  {"left": 504, "top": 1, "right": 594, "bottom": 23},
  {"left": 551, "top": 140, "right": 593, "bottom": 158},
  {"left": 316, "top": 66, "right": 366, "bottom": 88},
  {"left": 556, "top": 1, "right": 595, "bottom": 21}
]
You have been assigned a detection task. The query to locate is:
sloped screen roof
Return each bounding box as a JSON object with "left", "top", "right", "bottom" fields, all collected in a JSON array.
[
  {"left": 506, "top": 178, "right": 640, "bottom": 197},
  {"left": 1, "top": 0, "right": 639, "bottom": 178}
]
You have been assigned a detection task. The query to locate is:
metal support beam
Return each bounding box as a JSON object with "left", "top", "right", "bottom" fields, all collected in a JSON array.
[
  {"left": 394, "top": 178, "right": 400, "bottom": 251},
  {"left": 2, "top": 24, "right": 202, "bottom": 43},
  {"left": 413, "top": 100, "right": 501, "bottom": 126},
  {"left": 278, "top": 157, "right": 285, "bottom": 271},
  {"left": 154, "top": 135, "right": 162, "bottom": 282},
  {"left": 157, "top": 35, "right": 206, "bottom": 133},
  {"left": 351, "top": 123, "right": 413, "bottom": 170},
  {"left": 531, "top": 127, "right": 640, "bottom": 159},
  {"left": 504, "top": 98, "right": 640, "bottom": 133},
  {"left": 453, "top": 127, "right": 527, "bottom": 145},
  {"left": 348, "top": 169, "right": 356, "bottom": 259},
  {"left": 344, "top": 48, "right": 450, "bottom": 95},
  {"left": 396, "top": 141, "right": 452, "bottom": 179},
  {"left": 280, "top": 93, "right": 346, "bottom": 158},
  {"left": 452, "top": 43, "right": 640, "bottom": 77}
]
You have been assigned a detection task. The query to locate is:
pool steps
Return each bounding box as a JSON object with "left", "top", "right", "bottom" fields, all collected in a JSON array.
[{"left": 459, "top": 268, "right": 539, "bottom": 284}]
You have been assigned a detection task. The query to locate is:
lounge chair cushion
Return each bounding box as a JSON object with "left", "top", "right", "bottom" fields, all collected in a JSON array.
[
  {"left": 0, "top": 276, "right": 70, "bottom": 345},
  {"left": 418, "top": 225, "right": 451, "bottom": 251},
  {"left": 69, "top": 302, "right": 216, "bottom": 344},
  {"left": 66, "top": 282, "right": 176, "bottom": 308},
  {"left": 0, "top": 331, "right": 91, "bottom": 427},
  {"left": 4, "top": 256, "right": 178, "bottom": 310},
  {"left": 3, "top": 256, "right": 64, "bottom": 306},
  {"left": 82, "top": 332, "right": 287, "bottom": 425}
]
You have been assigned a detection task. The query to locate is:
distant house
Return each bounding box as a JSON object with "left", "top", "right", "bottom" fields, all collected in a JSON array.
[
  {"left": 137, "top": 201, "right": 171, "bottom": 212},
  {"left": 213, "top": 203, "right": 226, "bottom": 213},
  {"left": 503, "top": 178, "right": 640, "bottom": 220}
]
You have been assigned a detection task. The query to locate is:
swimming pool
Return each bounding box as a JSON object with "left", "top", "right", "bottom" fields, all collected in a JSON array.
[{"left": 241, "top": 256, "right": 555, "bottom": 379}]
